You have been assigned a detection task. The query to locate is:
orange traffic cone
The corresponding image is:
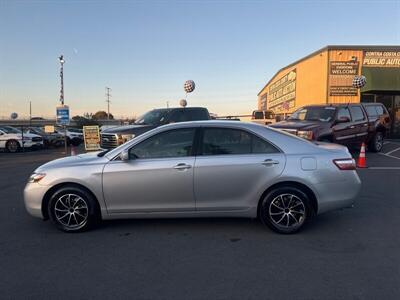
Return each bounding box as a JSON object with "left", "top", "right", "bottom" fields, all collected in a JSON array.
[
  {"left": 70, "top": 145, "right": 77, "bottom": 156},
  {"left": 357, "top": 143, "right": 367, "bottom": 168}
]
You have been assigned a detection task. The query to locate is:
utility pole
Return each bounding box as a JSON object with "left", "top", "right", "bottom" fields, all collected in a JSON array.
[
  {"left": 59, "top": 55, "right": 65, "bottom": 105},
  {"left": 59, "top": 55, "right": 67, "bottom": 155},
  {"left": 29, "top": 101, "right": 32, "bottom": 126},
  {"left": 105, "top": 87, "right": 112, "bottom": 120}
]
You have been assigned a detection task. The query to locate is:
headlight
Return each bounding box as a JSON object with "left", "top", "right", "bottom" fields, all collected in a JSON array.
[
  {"left": 297, "top": 130, "right": 314, "bottom": 140},
  {"left": 117, "top": 134, "right": 135, "bottom": 144},
  {"left": 122, "top": 134, "right": 135, "bottom": 142},
  {"left": 28, "top": 173, "right": 46, "bottom": 183}
]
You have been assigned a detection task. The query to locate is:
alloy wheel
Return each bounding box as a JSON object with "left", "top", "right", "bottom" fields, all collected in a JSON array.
[
  {"left": 375, "top": 133, "right": 383, "bottom": 151},
  {"left": 7, "top": 140, "right": 19, "bottom": 153},
  {"left": 268, "top": 193, "right": 305, "bottom": 228},
  {"left": 54, "top": 194, "right": 88, "bottom": 230}
]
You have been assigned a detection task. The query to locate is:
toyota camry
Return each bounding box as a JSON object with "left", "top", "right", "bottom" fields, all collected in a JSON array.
[{"left": 24, "top": 121, "right": 361, "bottom": 234}]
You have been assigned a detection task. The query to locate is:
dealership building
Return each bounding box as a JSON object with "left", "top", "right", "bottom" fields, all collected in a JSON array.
[{"left": 257, "top": 45, "right": 400, "bottom": 137}]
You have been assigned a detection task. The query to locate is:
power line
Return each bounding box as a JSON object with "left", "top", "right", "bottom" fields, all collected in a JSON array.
[{"left": 105, "top": 87, "right": 112, "bottom": 120}]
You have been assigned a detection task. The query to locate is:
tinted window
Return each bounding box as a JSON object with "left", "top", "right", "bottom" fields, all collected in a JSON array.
[
  {"left": 186, "top": 109, "right": 209, "bottom": 121},
  {"left": 169, "top": 110, "right": 188, "bottom": 122},
  {"left": 253, "top": 111, "right": 264, "bottom": 119},
  {"left": 202, "top": 128, "right": 278, "bottom": 155},
  {"left": 252, "top": 135, "right": 278, "bottom": 154},
  {"left": 337, "top": 107, "right": 351, "bottom": 121},
  {"left": 135, "top": 109, "right": 170, "bottom": 126},
  {"left": 289, "top": 107, "right": 336, "bottom": 122},
  {"left": 365, "top": 106, "right": 378, "bottom": 117},
  {"left": 129, "top": 128, "right": 195, "bottom": 159},
  {"left": 349, "top": 106, "right": 365, "bottom": 121},
  {"left": 375, "top": 105, "right": 385, "bottom": 115}
]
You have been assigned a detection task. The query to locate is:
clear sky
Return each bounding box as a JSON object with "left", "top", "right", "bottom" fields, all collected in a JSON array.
[{"left": 1, "top": 0, "right": 399, "bottom": 119}]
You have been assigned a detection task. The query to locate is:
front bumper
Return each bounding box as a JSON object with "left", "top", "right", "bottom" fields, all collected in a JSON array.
[
  {"left": 23, "top": 141, "right": 44, "bottom": 148},
  {"left": 23, "top": 182, "right": 48, "bottom": 219}
]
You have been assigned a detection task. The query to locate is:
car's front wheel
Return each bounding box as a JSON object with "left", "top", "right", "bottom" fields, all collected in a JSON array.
[
  {"left": 6, "top": 139, "right": 20, "bottom": 153},
  {"left": 259, "top": 186, "right": 311, "bottom": 234},
  {"left": 48, "top": 186, "right": 100, "bottom": 232}
]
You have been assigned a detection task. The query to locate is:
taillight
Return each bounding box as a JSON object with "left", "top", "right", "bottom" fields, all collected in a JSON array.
[{"left": 333, "top": 158, "right": 356, "bottom": 170}]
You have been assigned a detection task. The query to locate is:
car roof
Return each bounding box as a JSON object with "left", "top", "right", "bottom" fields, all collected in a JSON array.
[{"left": 156, "top": 120, "right": 265, "bottom": 130}]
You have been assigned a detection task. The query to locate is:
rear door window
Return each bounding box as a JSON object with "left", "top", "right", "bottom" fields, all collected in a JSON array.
[
  {"left": 337, "top": 107, "right": 352, "bottom": 121},
  {"left": 201, "top": 128, "right": 278, "bottom": 155},
  {"left": 375, "top": 105, "right": 385, "bottom": 115},
  {"left": 365, "top": 106, "right": 378, "bottom": 117},
  {"left": 349, "top": 106, "right": 365, "bottom": 121}
]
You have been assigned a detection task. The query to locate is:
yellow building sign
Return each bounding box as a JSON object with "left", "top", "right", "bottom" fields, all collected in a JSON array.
[{"left": 268, "top": 69, "right": 296, "bottom": 112}]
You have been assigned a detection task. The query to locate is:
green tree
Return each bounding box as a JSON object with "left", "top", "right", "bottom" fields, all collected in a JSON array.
[{"left": 93, "top": 111, "right": 114, "bottom": 120}]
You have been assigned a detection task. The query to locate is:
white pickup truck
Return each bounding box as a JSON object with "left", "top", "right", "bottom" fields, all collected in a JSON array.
[
  {"left": 0, "top": 126, "right": 43, "bottom": 153},
  {"left": 251, "top": 110, "right": 277, "bottom": 125}
]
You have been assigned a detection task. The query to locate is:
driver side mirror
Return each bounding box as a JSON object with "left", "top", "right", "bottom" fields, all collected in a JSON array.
[
  {"left": 336, "top": 116, "right": 350, "bottom": 124},
  {"left": 119, "top": 149, "right": 130, "bottom": 161}
]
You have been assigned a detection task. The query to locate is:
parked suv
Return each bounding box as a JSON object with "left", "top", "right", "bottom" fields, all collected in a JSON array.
[
  {"left": 101, "top": 107, "right": 211, "bottom": 148},
  {"left": 270, "top": 103, "right": 390, "bottom": 152}
]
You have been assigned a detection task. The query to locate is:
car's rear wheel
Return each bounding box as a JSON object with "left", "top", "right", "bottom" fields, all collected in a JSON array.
[
  {"left": 368, "top": 131, "right": 384, "bottom": 152},
  {"left": 259, "top": 186, "right": 311, "bottom": 234},
  {"left": 48, "top": 186, "right": 99, "bottom": 232},
  {"left": 6, "top": 139, "right": 20, "bottom": 153}
]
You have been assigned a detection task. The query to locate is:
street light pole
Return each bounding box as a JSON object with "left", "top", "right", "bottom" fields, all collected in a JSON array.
[
  {"left": 59, "top": 55, "right": 65, "bottom": 105},
  {"left": 29, "top": 101, "right": 32, "bottom": 126},
  {"left": 59, "top": 55, "right": 67, "bottom": 155},
  {"left": 105, "top": 87, "right": 111, "bottom": 120}
]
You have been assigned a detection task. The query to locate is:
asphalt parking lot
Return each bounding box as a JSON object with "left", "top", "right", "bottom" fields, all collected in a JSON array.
[{"left": 1, "top": 143, "right": 400, "bottom": 299}]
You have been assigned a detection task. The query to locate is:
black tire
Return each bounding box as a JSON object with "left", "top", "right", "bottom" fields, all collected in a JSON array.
[
  {"left": 259, "top": 186, "right": 311, "bottom": 234},
  {"left": 48, "top": 186, "right": 100, "bottom": 232},
  {"left": 368, "top": 131, "right": 384, "bottom": 153},
  {"left": 6, "top": 139, "right": 20, "bottom": 153}
]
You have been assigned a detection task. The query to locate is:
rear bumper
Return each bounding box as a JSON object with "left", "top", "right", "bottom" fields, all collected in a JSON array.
[{"left": 315, "top": 171, "right": 361, "bottom": 214}]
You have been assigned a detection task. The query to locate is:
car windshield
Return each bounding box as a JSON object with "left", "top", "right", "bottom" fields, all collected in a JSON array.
[
  {"left": 289, "top": 107, "right": 336, "bottom": 122},
  {"left": 68, "top": 128, "right": 83, "bottom": 133},
  {"left": 0, "top": 126, "right": 21, "bottom": 134},
  {"left": 30, "top": 127, "right": 45, "bottom": 134},
  {"left": 135, "top": 109, "right": 171, "bottom": 126}
]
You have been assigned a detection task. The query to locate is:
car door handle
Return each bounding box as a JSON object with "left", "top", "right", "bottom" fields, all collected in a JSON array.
[
  {"left": 173, "top": 163, "right": 192, "bottom": 170},
  {"left": 348, "top": 125, "right": 356, "bottom": 129},
  {"left": 262, "top": 159, "right": 280, "bottom": 166}
]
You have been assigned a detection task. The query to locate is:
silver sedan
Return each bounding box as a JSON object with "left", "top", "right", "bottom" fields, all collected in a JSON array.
[{"left": 24, "top": 121, "right": 361, "bottom": 234}]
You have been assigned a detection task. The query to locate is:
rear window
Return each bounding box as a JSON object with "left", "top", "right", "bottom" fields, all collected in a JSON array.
[{"left": 253, "top": 111, "right": 264, "bottom": 119}]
